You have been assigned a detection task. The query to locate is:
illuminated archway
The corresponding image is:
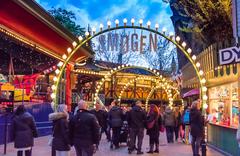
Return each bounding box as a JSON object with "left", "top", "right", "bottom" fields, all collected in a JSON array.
[
  {"left": 145, "top": 83, "right": 180, "bottom": 108},
  {"left": 50, "top": 19, "right": 208, "bottom": 112},
  {"left": 92, "top": 65, "right": 169, "bottom": 106},
  {"left": 117, "top": 76, "right": 179, "bottom": 109}
]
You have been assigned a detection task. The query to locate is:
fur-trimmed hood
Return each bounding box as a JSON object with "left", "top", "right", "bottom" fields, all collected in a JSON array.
[{"left": 49, "top": 112, "right": 67, "bottom": 121}]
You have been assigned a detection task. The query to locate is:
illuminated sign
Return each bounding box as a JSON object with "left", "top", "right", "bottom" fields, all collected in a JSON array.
[
  {"left": 218, "top": 46, "right": 240, "bottom": 65},
  {"left": 98, "top": 32, "right": 158, "bottom": 53}
]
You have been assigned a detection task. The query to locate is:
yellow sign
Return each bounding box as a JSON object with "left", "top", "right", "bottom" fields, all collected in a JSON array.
[{"left": 1, "top": 83, "right": 15, "bottom": 91}]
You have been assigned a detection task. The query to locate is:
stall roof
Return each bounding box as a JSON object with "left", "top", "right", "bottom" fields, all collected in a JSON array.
[
  {"left": 0, "top": 33, "right": 58, "bottom": 74},
  {"left": 0, "top": 0, "right": 92, "bottom": 62}
]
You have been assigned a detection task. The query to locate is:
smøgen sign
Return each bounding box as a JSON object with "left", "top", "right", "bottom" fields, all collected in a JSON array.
[
  {"left": 98, "top": 32, "right": 158, "bottom": 53},
  {"left": 218, "top": 46, "right": 240, "bottom": 65}
]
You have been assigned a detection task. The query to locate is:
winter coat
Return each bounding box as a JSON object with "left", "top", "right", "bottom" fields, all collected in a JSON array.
[
  {"left": 69, "top": 109, "right": 100, "bottom": 147},
  {"left": 127, "top": 105, "right": 146, "bottom": 129},
  {"left": 163, "top": 108, "right": 175, "bottom": 127},
  {"left": 49, "top": 112, "right": 70, "bottom": 151},
  {"left": 175, "top": 112, "right": 181, "bottom": 127},
  {"left": 189, "top": 108, "right": 204, "bottom": 137},
  {"left": 12, "top": 112, "right": 38, "bottom": 148},
  {"left": 91, "top": 109, "right": 108, "bottom": 128},
  {"left": 108, "top": 106, "right": 124, "bottom": 128},
  {"left": 146, "top": 112, "right": 162, "bottom": 136}
]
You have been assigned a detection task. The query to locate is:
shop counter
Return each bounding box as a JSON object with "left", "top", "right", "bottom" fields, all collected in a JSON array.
[{"left": 207, "top": 123, "right": 240, "bottom": 156}]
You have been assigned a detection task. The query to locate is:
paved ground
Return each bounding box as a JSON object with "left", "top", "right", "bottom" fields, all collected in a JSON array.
[{"left": 0, "top": 132, "right": 223, "bottom": 156}]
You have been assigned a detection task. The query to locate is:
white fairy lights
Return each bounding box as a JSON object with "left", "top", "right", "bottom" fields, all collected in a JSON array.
[
  {"left": 115, "top": 19, "right": 119, "bottom": 27},
  {"left": 50, "top": 18, "right": 207, "bottom": 112},
  {"left": 67, "top": 47, "right": 72, "bottom": 53},
  {"left": 131, "top": 18, "right": 135, "bottom": 26}
]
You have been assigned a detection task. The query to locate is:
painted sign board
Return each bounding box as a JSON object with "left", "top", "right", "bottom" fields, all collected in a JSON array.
[
  {"left": 1, "top": 83, "right": 15, "bottom": 91},
  {"left": 218, "top": 46, "right": 240, "bottom": 65}
]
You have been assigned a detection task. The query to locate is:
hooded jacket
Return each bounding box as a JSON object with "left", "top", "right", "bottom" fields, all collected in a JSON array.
[
  {"left": 163, "top": 108, "right": 176, "bottom": 127},
  {"left": 190, "top": 108, "right": 204, "bottom": 137},
  {"left": 49, "top": 112, "right": 70, "bottom": 151},
  {"left": 108, "top": 106, "right": 124, "bottom": 128},
  {"left": 127, "top": 105, "right": 146, "bottom": 129},
  {"left": 13, "top": 112, "right": 38, "bottom": 148}
]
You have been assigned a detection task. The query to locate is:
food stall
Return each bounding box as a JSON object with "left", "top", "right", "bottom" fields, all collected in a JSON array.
[{"left": 207, "top": 82, "right": 239, "bottom": 155}]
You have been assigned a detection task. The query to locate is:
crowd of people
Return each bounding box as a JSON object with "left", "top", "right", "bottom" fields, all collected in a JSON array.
[{"left": 12, "top": 99, "right": 206, "bottom": 156}]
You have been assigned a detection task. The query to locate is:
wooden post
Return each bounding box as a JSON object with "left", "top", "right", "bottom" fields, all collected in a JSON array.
[
  {"left": 4, "top": 113, "right": 8, "bottom": 154},
  {"left": 110, "top": 75, "right": 113, "bottom": 98},
  {"left": 160, "top": 88, "right": 163, "bottom": 106},
  {"left": 134, "top": 81, "right": 136, "bottom": 98}
]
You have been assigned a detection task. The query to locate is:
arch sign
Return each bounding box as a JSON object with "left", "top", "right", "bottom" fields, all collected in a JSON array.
[{"left": 50, "top": 18, "right": 208, "bottom": 112}]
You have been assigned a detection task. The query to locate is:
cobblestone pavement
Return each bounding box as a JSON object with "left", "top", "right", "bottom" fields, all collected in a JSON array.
[{"left": 0, "top": 132, "right": 223, "bottom": 156}]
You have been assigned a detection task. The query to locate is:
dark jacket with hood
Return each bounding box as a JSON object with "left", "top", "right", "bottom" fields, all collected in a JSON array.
[
  {"left": 163, "top": 107, "right": 175, "bottom": 127},
  {"left": 127, "top": 105, "right": 146, "bottom": 129},
  {"left": 69, "top": 109, "right": 100, "bottom": 147},
  {"left": 13, "top": 112, "right": 38, "bottom": 148},
  {"left": 190, "top": 108, "right": 204, "bottom": 137},
  {"left": 108, "top": 106, "right": 124, "bottom": 128},
  {"left": 49, "top": 112, "right": 70, "bottom": 151}
]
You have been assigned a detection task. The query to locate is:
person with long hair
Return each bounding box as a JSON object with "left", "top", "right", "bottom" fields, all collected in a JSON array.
[
  {"left": 49, "top": 104, "right": 70, "bottom": 156},
  {"left": 13, "top": 105, "right": 38, "bottom": 156},
  {"left": 146, "top": 104, "right": 162, "bottom": 153}
]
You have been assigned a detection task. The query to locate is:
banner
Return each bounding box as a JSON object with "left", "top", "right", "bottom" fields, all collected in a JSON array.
[{"left": 14, "top": 74, "right": 39, "bottom": 95}]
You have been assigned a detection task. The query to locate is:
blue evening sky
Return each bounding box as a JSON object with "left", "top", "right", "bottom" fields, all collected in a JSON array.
[{"left": 36, "top": 0, "right": 174, "bottom": 32}]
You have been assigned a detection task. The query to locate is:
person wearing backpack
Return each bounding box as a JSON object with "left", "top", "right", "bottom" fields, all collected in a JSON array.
[{"left": 182, "top": 105, "right": 191, "bottom": 144}]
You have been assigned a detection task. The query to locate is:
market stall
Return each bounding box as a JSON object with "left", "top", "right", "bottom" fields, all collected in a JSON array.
[{"left": 207, "top": 82, "right": 240, "bottom": 155}]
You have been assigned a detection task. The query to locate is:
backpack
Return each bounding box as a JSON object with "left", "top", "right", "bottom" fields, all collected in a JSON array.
[{"left": 183, "top": 110, "right": 190, "bottom": 124}]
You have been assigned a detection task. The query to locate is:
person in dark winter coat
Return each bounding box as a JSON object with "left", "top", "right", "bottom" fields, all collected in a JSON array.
[
  {"left": 13, "top": 105, "right": 38, "bottom": 156},
  {"left": 190, "top": 101, "right": 204, "bottom": 156},
  {"left": 69, "top": 100, "right": 100, "bottom": 156},
  {"left": 91, "top": 101, "right": 110, "bottom": 143},
  {"left": 127, "top": 100, "right": 146, "bottom": 154},
  {"left": 49, "top": 104, "right": 70, "bottom": 156},
  {"left": 163, "top": 106, "right": 176, "bottom": 143},
  {"left": 146, "top": 104, "right": 162, "bottom": 153},
  {"left": 174, "top": 107, "right": 181, "bottom": 141},
  {"left": 108, "top": 100, "right": 124, "bottom": 149}
]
